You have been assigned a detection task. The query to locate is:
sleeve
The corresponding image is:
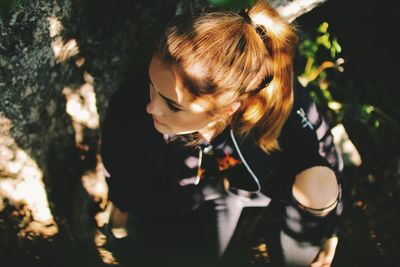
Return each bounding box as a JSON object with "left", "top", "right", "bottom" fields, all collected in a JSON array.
[
  {"left": 278, "top": 82, "right": 343, "bottom": 179},
  {"left": 276, "top": 82, "right": 344, "bottom": 245},
  {"left": 100, "top": 72, "right": 169, "bottom": 212},
  {"left": 100, "top": 86, "right": 146, "bottom": 211}
]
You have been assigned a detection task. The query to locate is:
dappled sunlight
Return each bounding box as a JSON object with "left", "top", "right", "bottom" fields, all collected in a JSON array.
[
  {"left": 189, "top": 102, "right": 207, "bottom": 113},
  {"left": 47, "top": 16, "right": 63, "bottom": 38},
  {"left": 75, "top": 57, "right": 86, "bottom": 67},
  {"left": 47, "top": 14, "right": 121, "bottom": 265},
  {"left": 63, "top": 70, "right": 100, "bottom": 149},
  {"left": 62, "top": 69, "right": 109, "bottom": 229},
  {"left": 81, "top": 163, "right": 108, "bottom": 208},
  {"left": 63, "top": 72, "right": 99, "bottom": 129},
  {"left": 0, "top": 113, "right": 58, "bottom": 237},
  {"left": 95, "top": 196, "right": 112, "bottom": 228},
  {"left": 48, "top": 14, "right": 101, "bottom": 148},
  {"left": 82, "top": 158, "right": 109, "bottom": 227},
  {"left": 51, "top": 37, "right": 79, "bottom": 63},
  {"left": 48, "top": 16, "right": 79, "bottom": 63},
  {"left": 276, "top": 0, "right": 327, "bottom": 22},
  {"left": 54, "top": 23, "right": 112, "bottom": 234},
  {"left": 331, "top": 123, "right": 362, "bottom": 167},
  {"left": 252, "top": 12, "right": 285, "bottom": 36},
  {"left": 241, "top": 100, "right": 264, "bottom": 124},
  {"left": 327, "top": 101, "right": 342, "bottom": 111},
  {"left": 94, "top": 230, "right": 119, "bottom": 265},
  {"left": 251, "top": 241, "right": 271, "bottom": 264}
]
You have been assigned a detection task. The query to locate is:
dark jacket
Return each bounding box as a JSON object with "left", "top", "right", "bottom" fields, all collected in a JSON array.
[
  {"left": 100, "top": 70, "right": 344, "bottom": 259},
  {"left": 100, "top": 68, "right": 343, "bottom": 210}
]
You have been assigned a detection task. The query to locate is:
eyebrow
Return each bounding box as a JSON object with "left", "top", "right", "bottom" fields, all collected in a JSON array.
[{"left": 149, "top": 77, "right": 184, "bottom": 109}]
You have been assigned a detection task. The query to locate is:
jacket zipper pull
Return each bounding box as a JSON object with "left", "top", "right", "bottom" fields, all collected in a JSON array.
[{"left": 194, "top": 146, "right": 203, "bottom": 185}]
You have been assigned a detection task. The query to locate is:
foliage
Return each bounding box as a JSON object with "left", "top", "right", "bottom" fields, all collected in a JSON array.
[
  {"left": 296, "top": 12, "right": 400, "bottom": 265},
  {"left": 296, "top": 21, "right": 387, "bottom": 136},
  {"left": 297, "top": 22, "right": 344, "bottom": 121}
]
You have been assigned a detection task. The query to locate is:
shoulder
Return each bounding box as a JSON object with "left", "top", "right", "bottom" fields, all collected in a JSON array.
[
  {"left": 277, "top": 82, "right": 324, "bottom": 161},
  {"left": 282, "top": 82, "right": 320, "bottom": 135},
  {"left": 284, "top": 83, "right": 341, "bottom": 210}
]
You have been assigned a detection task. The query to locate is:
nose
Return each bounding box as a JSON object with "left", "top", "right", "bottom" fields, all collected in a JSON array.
[{"left": 146, "top": 94, "right": 163, "bottom": 117}]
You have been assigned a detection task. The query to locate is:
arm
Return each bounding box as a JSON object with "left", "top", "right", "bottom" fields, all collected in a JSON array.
[
  {"left": 279, "top": 166, "right": 342, "bottom": 267},
  {"left": 293, "top": 166, "right": 340, "bottom": 267},
  {"left": 311, "top": 236, "right": 338, "bottom": 267},
  {"left": 277, "top": 82, "right": 344, "bottom": 266},
  {"left": 100, "top": 77, "right": 175, "bottom": 213}
]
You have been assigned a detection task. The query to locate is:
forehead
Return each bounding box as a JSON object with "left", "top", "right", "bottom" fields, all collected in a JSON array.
[
  {"left": 149, "top": 56, "right": 187, "bottom": 103},
  {"left": 149, "top": 55, "right": 211, "bottom": 113}
]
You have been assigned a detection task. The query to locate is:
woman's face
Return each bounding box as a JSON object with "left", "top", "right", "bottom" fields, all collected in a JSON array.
[{"left": 146, "top": 55, "right": 215, "bottom": 137}]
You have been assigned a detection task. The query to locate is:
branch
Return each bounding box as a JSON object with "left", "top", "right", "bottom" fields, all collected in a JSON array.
[
  {"left": 270, "top": 0, "right": 329, "bottom": 22},
  {"left": 176, "top": 0, "right": 329, "bottom": 21}
]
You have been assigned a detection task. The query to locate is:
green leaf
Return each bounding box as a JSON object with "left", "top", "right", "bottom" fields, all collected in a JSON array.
[
  {"left": 318, "top": 22, "right": 329, "bottom": 33},
  {"left": 330, "top": 38, "right": 342, "bottom": 57},
  {"left": 316, "top": 33, "right": 331, "bottom": 49}
]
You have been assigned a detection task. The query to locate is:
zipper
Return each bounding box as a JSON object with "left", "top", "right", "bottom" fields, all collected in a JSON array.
[
  {"left": 194, "top": 146, "right": 203, "bottom": 185},
  {"left": 229, "top": 129, "right": 261, "bottom": 193}
]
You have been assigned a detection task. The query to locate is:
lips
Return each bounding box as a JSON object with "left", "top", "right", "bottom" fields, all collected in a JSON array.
[{"left": 153, "top": 117, "right": 165, "bottom": 125}]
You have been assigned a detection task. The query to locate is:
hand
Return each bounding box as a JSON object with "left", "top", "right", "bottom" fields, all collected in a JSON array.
[{"left": 311, "top": 236, "right": 338, "bottom": 267}]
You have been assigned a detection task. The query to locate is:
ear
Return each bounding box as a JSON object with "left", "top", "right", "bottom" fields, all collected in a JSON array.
[{"left": 224, "top": 101, "right": 241, "bottom": 116}]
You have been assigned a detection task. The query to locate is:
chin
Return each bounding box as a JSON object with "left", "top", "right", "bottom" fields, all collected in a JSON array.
[
  {"left": 154, "top": 123, "right": 167, "bottom": 134},
  {"left": 154, "top": 123, "right": 176, "bottom": 136}
]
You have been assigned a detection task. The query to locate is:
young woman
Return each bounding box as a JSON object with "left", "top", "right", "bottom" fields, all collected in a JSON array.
[{"left": 100, "top": 1, "right": 343, "bottom": 266}]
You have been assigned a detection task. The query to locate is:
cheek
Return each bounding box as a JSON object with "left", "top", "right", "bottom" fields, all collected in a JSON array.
[
  {"left": 172, "top": 114, "right": 212, "bottom": 131},
  {"left": 149, "top": 85, "right": 155, "bottom": 100}
]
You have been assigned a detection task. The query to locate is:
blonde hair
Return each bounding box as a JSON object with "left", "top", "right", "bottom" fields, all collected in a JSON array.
[{"left": 157, "top": 0, "right": 298, "bottom": 153}]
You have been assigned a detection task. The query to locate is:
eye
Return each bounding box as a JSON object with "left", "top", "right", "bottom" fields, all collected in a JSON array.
[
  {"left": 149, "top": 81, "right": 181, "bottom": 113},
  {"left": 166, "top": 101, "right": 181, "bottom": 113}
]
